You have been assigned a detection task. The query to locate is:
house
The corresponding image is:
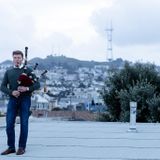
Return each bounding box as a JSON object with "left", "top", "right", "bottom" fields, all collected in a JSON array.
[{"left": 31, "top": 94, "right": 49, "bottom": 110}]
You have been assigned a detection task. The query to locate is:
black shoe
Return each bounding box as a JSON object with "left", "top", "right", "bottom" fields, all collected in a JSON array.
[
  {"left": 1, "top": 148, "right": 16, "bottom": 155},
  {"left": 16, "top": 148, "right": 25, "bottom": 155}
]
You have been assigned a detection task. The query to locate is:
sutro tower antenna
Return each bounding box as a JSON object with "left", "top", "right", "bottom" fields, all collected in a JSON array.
[{"left": 106, "top": 22, "right": 113, "bottom": 62}]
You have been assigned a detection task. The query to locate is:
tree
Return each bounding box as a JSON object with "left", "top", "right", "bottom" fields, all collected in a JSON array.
[{"left": 101, "top": 62, "right": 160, "bottom": 122}]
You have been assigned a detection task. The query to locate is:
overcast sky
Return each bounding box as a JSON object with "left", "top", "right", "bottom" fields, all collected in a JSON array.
[{"left": 0, "top": 0, "right": 160, "bottom": 64}]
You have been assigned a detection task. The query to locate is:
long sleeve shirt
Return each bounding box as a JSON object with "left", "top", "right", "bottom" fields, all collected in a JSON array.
[{"left": 1, "top": 66, "right": 40, "bottom": 97}]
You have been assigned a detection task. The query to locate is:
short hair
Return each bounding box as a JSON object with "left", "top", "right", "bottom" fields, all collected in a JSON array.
[{"left": 12, "top": 50, "right": 24, "bottom": 58}]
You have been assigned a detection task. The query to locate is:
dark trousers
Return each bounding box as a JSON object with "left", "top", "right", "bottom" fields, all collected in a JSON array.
[{"left": 6, "top": 96, "right": 31, "bottom": 149}]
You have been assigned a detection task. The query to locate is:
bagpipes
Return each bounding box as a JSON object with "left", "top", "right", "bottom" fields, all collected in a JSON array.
[{"left": 17, "top": 47, "right": 48, "bottom": 88}]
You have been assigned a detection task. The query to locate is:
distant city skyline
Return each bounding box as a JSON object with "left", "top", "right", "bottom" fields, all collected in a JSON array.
[{"left": 0, "top": 0, "right": 160, "bottom": 65}]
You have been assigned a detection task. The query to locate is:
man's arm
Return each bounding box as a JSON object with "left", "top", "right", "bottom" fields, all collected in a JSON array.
[
  {"left": 0, "top": 71, "right": 12, "bottom": 95},
  {"left": 19, "top": 79, "right": 40, "bottom": 92},
  {"left": 28, "top": 68, "right": 40, "bottom": 92},
  {"left": 29, "top": 81, "right": 40, "bottom": 92}
]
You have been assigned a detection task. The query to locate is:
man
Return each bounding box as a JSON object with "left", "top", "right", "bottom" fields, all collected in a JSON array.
[{"left": 0, "top": 50, "right": 40, "bottom": 155}]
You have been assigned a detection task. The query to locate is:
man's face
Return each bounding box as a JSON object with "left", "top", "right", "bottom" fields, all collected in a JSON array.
[{"left": 13, "top": 54, "right": 23, "bottom": 67}]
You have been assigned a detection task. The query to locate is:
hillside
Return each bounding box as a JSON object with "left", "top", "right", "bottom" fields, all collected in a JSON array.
[{"left": 0, "top": 55, "right": 125, "bottom": 71}]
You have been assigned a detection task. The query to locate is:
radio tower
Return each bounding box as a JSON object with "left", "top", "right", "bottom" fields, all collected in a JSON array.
[{"left": 106, "top": 22, "right": 113, "bottom": 62}]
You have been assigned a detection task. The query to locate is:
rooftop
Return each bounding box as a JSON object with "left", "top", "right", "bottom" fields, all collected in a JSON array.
[{"left": 0, "top": 117, "right": 160, "bottom": 160}]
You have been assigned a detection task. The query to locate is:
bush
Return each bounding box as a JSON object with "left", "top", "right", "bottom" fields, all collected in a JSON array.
[
  {"left": 98, "top": 112, "right": 112, "bottom": 122},
  {"left": 147, "top": 95, "right": 160, "bottom": 122},
  {"left": 101, "top": 62, "right": 160, "bottom": 122}
]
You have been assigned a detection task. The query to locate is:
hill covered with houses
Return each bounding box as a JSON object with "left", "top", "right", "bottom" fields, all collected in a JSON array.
[{"left": 0, "top": 55, "right": 126, "bottom": 120}]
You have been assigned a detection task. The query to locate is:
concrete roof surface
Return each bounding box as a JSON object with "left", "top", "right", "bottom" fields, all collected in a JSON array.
[{"left": 0, "top": 117, "right": 160, "bottom": 160}]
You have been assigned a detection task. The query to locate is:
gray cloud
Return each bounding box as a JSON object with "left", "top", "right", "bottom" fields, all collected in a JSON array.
[
  {"left": 0, "top": 2, "right": 36, "bottom": 60},
  {"left": 90, "top": 0, "right": 160, "bottom": 46},
  {"left": 26, "top": 32, "right": 73, "bottom": 60},
  {"left": 1, "top": 0, "right": 160, "bottom": 64}
]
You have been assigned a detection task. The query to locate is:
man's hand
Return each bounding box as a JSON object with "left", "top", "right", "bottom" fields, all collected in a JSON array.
[
  {"left": 18, "top": 86, "right": 29, "bottom": 92},
  {"left": 12, "top": 90, "right": 20, "bottom": 98}
]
